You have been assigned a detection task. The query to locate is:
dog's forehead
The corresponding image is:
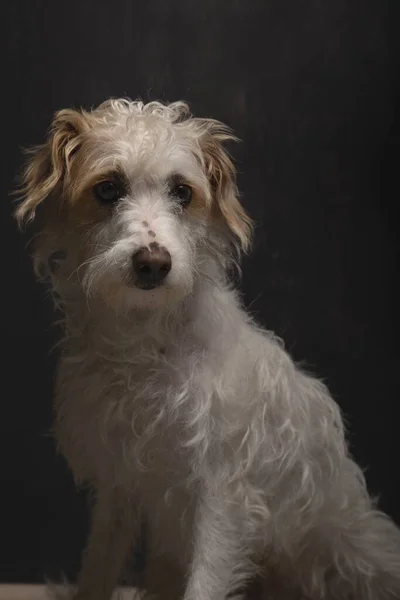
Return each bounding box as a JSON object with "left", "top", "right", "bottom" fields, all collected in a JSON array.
[{"left": 90, "top": 116, "right": 200, "bottom": 180}]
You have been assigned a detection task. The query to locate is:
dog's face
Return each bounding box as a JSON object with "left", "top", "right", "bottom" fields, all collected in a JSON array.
[{"left": 16, "top": 99, "right": 252, "bottom": 311}]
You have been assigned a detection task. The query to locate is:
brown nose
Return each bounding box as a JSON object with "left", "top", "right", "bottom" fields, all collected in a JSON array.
[{"left": 132, "top": 245, "right": 172, "bottom": 289}]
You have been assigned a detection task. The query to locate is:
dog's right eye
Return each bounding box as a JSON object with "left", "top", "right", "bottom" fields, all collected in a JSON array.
[{"left": 93, "top": 181, "right": 121, "bottom": 203}]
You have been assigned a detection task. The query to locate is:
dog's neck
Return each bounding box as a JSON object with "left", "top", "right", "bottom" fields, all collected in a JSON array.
[{"left": 53, "top": 265, "right": 244, "bottom": 357}]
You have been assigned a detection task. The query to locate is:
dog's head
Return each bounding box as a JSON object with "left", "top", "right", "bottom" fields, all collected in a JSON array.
[{"left": 16, "top": 99, "right": 252, "bottom": 311}]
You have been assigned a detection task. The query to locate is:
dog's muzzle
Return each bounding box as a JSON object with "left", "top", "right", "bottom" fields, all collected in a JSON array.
[{"left": 132, "top": 244, "right": 172, "bottom": 290}]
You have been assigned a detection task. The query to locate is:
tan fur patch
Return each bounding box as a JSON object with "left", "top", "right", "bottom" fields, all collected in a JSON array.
[
  {"left": 185, "top": 185, "right": 212, "bottom": 220},
  {"left": 199, "top": 124, "right": 253, "bottom": 251},
  {"left": 15, "top": 108, "right": 95, "bottom": 226}
]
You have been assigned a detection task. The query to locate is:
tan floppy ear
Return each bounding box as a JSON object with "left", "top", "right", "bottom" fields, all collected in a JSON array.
[
  {"left": 201, "top": 122, "right": 253, "bottom": 252},
  {"left": 14, "top": 108, "right": 92, "bottom": 226}
]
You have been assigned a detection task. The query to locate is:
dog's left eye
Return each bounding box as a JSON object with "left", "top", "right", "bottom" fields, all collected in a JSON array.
[
  {"left": 93, "top": 181, "right": 122, "bottom": 203},
  {"left": 170, "top": 184, "right": 192, "bottom": 206}
]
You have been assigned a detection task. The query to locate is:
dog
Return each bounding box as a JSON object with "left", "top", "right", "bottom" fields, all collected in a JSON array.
[{"left": 15, "top": 98, "right": 400, "bottom": 600}]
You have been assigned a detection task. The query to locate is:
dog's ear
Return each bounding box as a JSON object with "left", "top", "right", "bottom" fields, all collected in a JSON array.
[
  {"left": 14, "top": 108, "right": 92, "bottom": 227},
  {"left": 200, "top": 123, "right": 253, "bottom": 252}
]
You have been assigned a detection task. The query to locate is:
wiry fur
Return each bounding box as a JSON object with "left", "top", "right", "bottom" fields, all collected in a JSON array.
[{"left": 16, "top": 98, "right": 400, "bottom": 600}]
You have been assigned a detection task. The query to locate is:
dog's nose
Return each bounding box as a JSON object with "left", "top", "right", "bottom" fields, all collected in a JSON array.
[{"left": 132, "top": 245, "right": 172, "bottom": 289}]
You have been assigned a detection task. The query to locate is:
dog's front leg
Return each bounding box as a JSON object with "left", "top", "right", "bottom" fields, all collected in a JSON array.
[
  {"left": 75, "top": 487, "right": 140, "bottom": 600},
  {"left": 184, "top": 487, "right": 253, "bottom": 600}
]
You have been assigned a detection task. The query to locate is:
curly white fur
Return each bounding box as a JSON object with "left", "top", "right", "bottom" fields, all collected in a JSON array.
[{"left": 16, "top": 99, "right": 400, "bottom": 600}]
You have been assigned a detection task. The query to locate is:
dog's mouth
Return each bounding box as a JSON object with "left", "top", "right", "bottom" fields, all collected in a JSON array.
[
  {"left": 122, "top": 264, "right": 169, "bottom": 292},
  {"left": 134, "top": 280, "right": 166, "bottom": 291}
]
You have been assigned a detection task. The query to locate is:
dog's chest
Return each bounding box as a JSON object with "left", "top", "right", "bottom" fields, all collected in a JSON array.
[{"left": 55, "top": 338, "right": 200, "bottom": 488}]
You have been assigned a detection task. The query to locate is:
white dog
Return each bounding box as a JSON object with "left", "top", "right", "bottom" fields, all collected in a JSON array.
[{"left": 16, "top": 98, "right": 400, "bottom": 600}]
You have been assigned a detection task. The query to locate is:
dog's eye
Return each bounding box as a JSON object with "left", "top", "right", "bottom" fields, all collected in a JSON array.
[
  {"left": 93, "top": 180, "right": 121, "bottom": 203},
  {"left": 170, "top": 184, "right": 192, "bottom": 207}
]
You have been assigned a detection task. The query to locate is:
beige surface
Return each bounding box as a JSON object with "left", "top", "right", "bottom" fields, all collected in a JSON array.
[
  {"left": 0, "top": 587, "right": 47, "bottom": 600},
  {"left": 0, "top": 587, "right": 45, "bottom": 600},
  {"left": 0, "top": 586, "right": 137, "bottom": 600}
]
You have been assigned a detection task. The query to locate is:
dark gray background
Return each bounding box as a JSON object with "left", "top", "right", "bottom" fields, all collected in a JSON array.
[{"left": 2, "top": 0, "right": 399, "bottom": 583}]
